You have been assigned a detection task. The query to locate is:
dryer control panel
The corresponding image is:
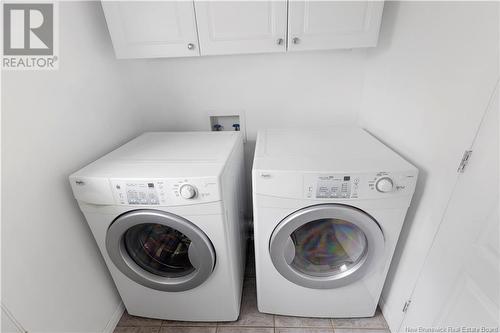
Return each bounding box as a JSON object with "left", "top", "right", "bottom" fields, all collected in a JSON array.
[
  {"left": 314, "top": 175, "right": 353, "bottom": 199},
  {"left": 304, "top": 172, "right": 417, "bottom": 200},
  {"left": 110, "top": 178, "right": 220, "bottom": 206}
]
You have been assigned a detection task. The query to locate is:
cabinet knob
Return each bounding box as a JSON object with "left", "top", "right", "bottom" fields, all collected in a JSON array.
[
  {"left": 276, "top": 38, "right": 284, "bottom": 45},
  {"left": 292, "top": 37, "right": 300, "bottom": 44},
  {"left": 187, "top": 43, "right": 195, "bottom": 50}
]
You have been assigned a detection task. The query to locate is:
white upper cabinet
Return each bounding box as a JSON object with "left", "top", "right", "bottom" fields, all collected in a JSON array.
[
  {"left": 194, "top": 1, "right": 287, "bottom": 56},
  {"left": 101, "top": 1, "right": 200, "bottom": 59},
  {"left": 101, "top": 1, "right": 384, "bottom": 59},
  {"left": 288, "top": 1, "right": 384, "bottom": 52}
]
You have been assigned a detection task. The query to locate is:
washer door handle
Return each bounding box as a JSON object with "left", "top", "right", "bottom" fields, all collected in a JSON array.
[{"left": 284, "top": 237, "right": 295, "bottom": 265}]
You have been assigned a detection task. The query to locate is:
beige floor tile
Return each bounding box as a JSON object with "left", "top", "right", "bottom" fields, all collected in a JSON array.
[
  {"left": 217, "top": 302, "right": 274, "bottom": 327},
  {"left": 275, "top": 315, "right": 332, "bottom": 328},
  {"left": 218, "top": 279, "right": 274, "bottom": 327},
  {"left": 161, "top": 327, "right": 216, "bottom": 333},
  {"left": 162, "top": 320, "right": 218, "bottom": 327},
  {"left": 216, "top": 327, "right": 274, "bottom": 333},
  {"left": 114, "top": 327, "right": 161, "bottom": 333},
  {"left": 275, "top": 328, "right": 334, "bottom": 333},
  {"left": 335, "top": 328, "right": 391, "bottom": 333},
  {"left": 331, "top": 308, "right": 388, "bottom": 329},
  {"left": 114, "top": 278, "right": 390, "bottom": 333},
  {"left": 117, "top": 312, "right": 163, "bottom": 327}
]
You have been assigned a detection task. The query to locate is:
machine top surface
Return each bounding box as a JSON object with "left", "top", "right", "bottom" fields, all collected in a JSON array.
[
  {"left": 71, "top": 131, "right": 241, "bottom": 179},
  {"left": 253, "top": 127, "right": 417, "bottom": 174}
]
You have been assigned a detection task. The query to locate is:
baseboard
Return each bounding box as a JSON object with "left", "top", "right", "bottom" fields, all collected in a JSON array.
[{"left": 102, "top": 301, "right": 124, "bottom": 333}]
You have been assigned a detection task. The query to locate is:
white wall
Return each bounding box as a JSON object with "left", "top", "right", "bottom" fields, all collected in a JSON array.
[
  {"left": 1, "top": 2, "right": 143, "bottom": 332},
  {"left": 125, "top": 49, "right": 366, "bottom": 134},
  {"left": 359, "top": 2, "right": 499, "bottom": 331}
]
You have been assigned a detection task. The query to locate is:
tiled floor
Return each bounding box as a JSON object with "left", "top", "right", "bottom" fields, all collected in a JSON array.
[{"left": 114, "top": 247, "right": 390, "bottom": 333}]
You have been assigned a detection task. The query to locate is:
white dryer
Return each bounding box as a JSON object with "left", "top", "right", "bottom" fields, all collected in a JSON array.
[
  {"left": 70, "top": 132, "right": 247, "bottom": 321},
  {"left": 252, "top": 127, "right": 417, "bottom": 318}
]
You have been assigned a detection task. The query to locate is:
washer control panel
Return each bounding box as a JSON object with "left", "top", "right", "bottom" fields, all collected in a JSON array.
[
  {"left": 314, "top": 175, "right": 353, "bottom": 199},
  {"left": 304, "top": 172, "right": 416, "bottom": 200},
  {"left": 110, "top": 178, "right": 219, "bottom": 206},
  {"left": 115, "top": 181, "right": 160, "bottom": 205}
]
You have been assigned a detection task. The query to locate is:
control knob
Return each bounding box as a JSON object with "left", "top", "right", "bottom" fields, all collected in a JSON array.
[
  {"left": 375, "top": 177, "right": 394, "bottom": 193},
  {"left": 180, "top": 184, "right": 197, "bottom": 199}
]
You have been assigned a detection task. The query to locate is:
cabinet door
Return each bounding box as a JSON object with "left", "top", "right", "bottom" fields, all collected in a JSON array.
[
  {"left": 101, "top": 1, "right": 200, "bottom": 59},
  {"left": 288, "top": 1, "right": 384, "bottom": 52},
  {"left": 194, "top": 1, "right": 287, "bottom": 56}
]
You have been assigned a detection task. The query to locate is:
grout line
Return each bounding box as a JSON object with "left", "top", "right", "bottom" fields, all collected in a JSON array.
[
  {"left": 117, "top": 324, "right": 389, "bottom": 332},
  {"left": 217, "top": 325, "right": 275, "bottom": 328},
  {"left": 333, "top": 328, "right": 388, "bottom": 331}
]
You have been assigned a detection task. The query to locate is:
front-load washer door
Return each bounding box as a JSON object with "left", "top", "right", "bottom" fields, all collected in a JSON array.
[
  {"left": 269, "top": 204, "right": 384, "bottom": 289},
  {"left": 106, "top": 209, "right": 216, "bottom": 292}
]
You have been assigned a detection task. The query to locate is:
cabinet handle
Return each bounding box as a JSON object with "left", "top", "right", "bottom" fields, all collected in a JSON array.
[
  {"left": 187, "top": 43, "right": 195, "bottom": 50},
  {"left": 276, "top": 38, "right": 284, "bottom": 45},
  {"left": 292, "top": 37, "right": 300, "bottom": 44}
]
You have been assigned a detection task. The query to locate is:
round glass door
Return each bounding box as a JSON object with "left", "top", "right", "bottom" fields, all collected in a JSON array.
[
  {"left": 124, "top": 223, "right": 195, "bottom": 278},
  {"left": 106, "top": 209, "right": 216, "bottom": 292},
  {"left": 291, "top": 219, "right": 368, "bottom": 277},
  {"left": 269, "top": 204, "right": 384, "bottom": 289}
]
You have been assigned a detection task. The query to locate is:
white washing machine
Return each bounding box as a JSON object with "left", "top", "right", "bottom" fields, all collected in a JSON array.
[
  {"left": 252, "top": 127, "right": 418, "bottom": 318},
  {"left": 70, "top": 132, "right": 247, "bottom": 321}
]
